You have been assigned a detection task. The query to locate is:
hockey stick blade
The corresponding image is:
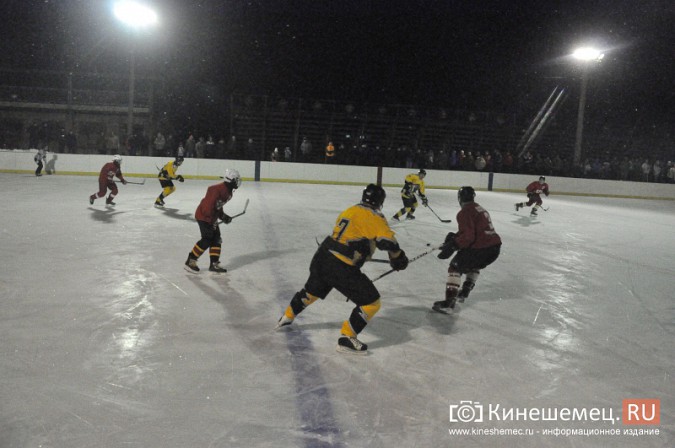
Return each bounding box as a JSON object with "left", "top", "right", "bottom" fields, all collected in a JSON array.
[
  {"left": 426, "top": 204, "right": 452, "bottom": 223},
  {"left": 125, "top": 179, "right": 146, "bottom": 185}
]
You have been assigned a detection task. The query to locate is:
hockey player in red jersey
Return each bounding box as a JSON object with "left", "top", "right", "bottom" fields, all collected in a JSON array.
[
  {"left": 89, "top": 155, "right": 127, "bottom": 205},
  {"left": 184, "top": 169, "right": 242, "bottom": 274},
  {"left": 433, "top": 186, "right": 502, "bottom": 313},
  {"left": 515, "top": 176, "right": 549, "bottom": 216}
]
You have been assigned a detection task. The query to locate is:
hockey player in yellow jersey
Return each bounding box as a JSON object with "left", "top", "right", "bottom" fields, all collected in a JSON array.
[
  {"left": 155, "top": 156, "right": 184, "bottom": 207},
  {"left": 392, "top": 168, "right": 428, "bottom": 221},
  {"left": 276, "top": 184, "right": 409, "bottom": 354}
]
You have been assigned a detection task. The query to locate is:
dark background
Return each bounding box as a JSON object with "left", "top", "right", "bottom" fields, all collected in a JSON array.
[{"left": 1, "top": 0, "right": 673, "bottom": 138}]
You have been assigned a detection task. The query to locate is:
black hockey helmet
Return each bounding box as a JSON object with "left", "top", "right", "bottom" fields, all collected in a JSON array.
[
  {"left": 457, "top": 186, "right": 476, "bottom": 205},
  {"left": 175, "top": 156, "right": 184, "bottom": 166},
  {"left": 362, "top": 183, "right": 386, "bottom": 210},
  {"left": 539, "top": 176, "right": 546, "bottom": 182},
  {"left": 418, "top": 168, "right": 427, "bottom": 178}
]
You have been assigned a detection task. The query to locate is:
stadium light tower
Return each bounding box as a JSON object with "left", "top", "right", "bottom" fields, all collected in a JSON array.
[
  {"left": 113, "top": 1, "right": 158, "bottom": 146},
  {"left": 572, "top": 46, "right": 604, "bottom": 166}
]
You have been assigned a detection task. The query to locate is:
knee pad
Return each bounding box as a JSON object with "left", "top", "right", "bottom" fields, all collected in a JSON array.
[
  {"left": 464, "top": 270, "right": 479, "bottom": 288},
  {"left": 163, "top": 185, "right": 176, "bottom": 196}
]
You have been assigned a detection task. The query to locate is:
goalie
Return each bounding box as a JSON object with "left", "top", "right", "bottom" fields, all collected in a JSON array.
[{"left": 433, "top": 187, "right": 502, "bottom": 313}]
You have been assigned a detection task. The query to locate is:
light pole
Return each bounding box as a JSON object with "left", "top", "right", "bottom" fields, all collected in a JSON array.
[
  {"left": 113, "top": 1, "right": 158, "bottom": 147},
  {"left": 572, "top": 47, "right": 604, "bottom": 166}
]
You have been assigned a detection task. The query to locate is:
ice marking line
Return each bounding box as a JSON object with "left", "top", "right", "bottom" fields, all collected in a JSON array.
[
  {"left": 532, "top": 305, "right": 543, "bottom": 326},
  {"left": 256, "top": 183, "right": 345, "bottom": 448},
  {"left": 158, "top": 273, "right": 189, "bottom": 296}
]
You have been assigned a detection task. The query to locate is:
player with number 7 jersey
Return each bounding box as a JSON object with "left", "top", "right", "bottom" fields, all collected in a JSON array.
[{"left": 275, "top": 184, "right": 408, "bottom": 355}]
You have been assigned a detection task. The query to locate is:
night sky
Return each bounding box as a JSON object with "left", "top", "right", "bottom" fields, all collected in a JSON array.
[{"left": 1, "top": 0, "right": 673, "bottom": 134}]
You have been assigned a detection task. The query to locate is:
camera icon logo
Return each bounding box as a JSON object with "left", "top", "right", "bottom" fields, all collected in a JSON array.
[{"left": 449, "top": 400, "right": 484, "bottom": 423}]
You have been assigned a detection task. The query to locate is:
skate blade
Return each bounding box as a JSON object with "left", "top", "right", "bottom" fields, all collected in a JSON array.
[
  {"left": 335, "top": 345, "right": 368, "bottom": 355},
  {"left": 432, "top": 304, "right": 454, "bottom": 314},
  {"left": 183, "top": 265, "right": 199, "bottom": 274}
]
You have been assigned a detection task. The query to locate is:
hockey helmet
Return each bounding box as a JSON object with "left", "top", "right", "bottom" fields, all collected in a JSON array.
[
  {"left": 457, "top": 186, "right": 476, "bottom": 205},
  {"left": 175, "top": 156, "right": 184, "bottom": 166},
  {"left": 539, "top": 176, "right": 546, "bottom": 182},
  {"left": 223, "top": 169, "right": 242, "bottom": 189},
  {"left": 361, "top": 183, "right": 386, "bottom": 210},
  {"left": 113, "top": 154, "right": 122, "bottom": 165},
  {"left": 418, "top": 169, "right": 427, "bottom": 178}
]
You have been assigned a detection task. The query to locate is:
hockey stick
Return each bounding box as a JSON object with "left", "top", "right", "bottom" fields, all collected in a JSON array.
[
  {"left": 371, "top": 244, "right": 442, "bottom": 282},
  {"left": 426, "top": 204, "right": 452, "bottom": 223},
  {"left": 230, "top": 198, "right": 250, "bottom": 219},
  {"left": 124, "top": 179, "right": 146, "bottom": 185},
  {"left": 314, "top": 236, "right": 388, "bottom": 263},
  {"left": 216, "top": 199, "right": 250, "bottom": 225}
]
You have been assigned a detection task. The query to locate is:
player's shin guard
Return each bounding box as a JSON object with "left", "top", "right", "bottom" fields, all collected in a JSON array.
[
  {"left": 284, "top": 289, "right": 319, "bottom": 319},
  {"left": 458, "top": 271, "right": 479, "bottom": 302},
  {"left": 163, "top": 185, "right": 176, "bottom": 198},
  {"left": 341, "top": 299, "right": 381, "bottom": 338},
  {"left": 444, "top": 268, "right": 462, "bottom": 305},
  {"left": 190, "top": 243, "right": 206, "bottom": 260},
  {"left": 209, "top": 245, "right": 221, "bottom": 264}
]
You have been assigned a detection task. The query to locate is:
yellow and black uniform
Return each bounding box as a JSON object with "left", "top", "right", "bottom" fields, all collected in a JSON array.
[
  {"left": 155, "top": 157, "right": 184, "bottom": 206},
  {"left": 277, "top": 184, "right": 409, "bottom": 354},
  {"left": 392, "top": 169, "right": 427, "bottom": 220}
]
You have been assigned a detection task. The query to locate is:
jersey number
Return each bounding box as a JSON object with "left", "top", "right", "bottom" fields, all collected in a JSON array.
[{"left": 334, "top": 218, "right": 350, "bottom": 240}]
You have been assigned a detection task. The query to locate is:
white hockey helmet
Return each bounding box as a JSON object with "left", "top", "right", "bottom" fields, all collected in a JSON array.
[
  {"left": 223, "top": 169, "right": 242, "bottom": 189},
  {"left": 113, "top": 154, "right": 122, "bottom": 165}
]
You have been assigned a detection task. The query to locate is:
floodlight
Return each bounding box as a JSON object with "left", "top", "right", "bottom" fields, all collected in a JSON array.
[{"left": 114, "top": 1, "right": 158, "bottom": 28}]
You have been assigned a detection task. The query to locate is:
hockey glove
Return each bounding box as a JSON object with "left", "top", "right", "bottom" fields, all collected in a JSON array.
[
  {"left": 437, "top": 232, "right": 457, "bottom": 260},
  {"left": 421, "top": 196, "right": 428, "bottom": 206},
  {"left": 389, "top": 250, "right": 409, "bottom": 271},
  {"left": 122, "top": 179, "right": 128, "bottom": 185},
  {"left": 221, "top": 214, "right": 233, "bottom": 224},
  {"left": 177, "top": 175, "right": 185, "bottom": 182}
]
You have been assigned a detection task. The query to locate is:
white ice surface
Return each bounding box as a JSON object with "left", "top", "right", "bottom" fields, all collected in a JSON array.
[{"left": 1, "top": 173, "right": 673, "bottom": 448}]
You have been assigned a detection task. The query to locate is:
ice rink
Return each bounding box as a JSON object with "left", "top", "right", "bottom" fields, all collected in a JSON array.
[{"left": 1, "top": 172, "right": 673, "bottom": 448}]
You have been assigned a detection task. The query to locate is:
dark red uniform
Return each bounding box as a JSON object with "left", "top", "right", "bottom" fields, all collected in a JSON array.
[
  {"left": 515, "top": 178, "right": 550, "bottom": 215},
  {"left": 195, "top": 182, "right": 233, "bottom": 224},
  {"left": 187, "top": 182, "right": 234, "bottom": 271},
  {"left": 90, "top": 161, "right": 126, "bottom": 204},
  {"left": 454, "top": 202, "right": 502, "bottom": 250},
  {"left": 525, "top": 180, "right": 549, "bottom": 206}
]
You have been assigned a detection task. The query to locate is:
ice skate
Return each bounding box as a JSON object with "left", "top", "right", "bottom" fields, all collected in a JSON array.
[
  {"left": 391, "top": 214, "right": 400, "bottom": 222},
  {"left": 336, "top": 336, "right": 368, "bottom": 355},
  {"left": 530, "top": 209, "right": 538, "bottom": 217},
  {"left": 209, "top": 261, "right": 227, "bottom": 273},
  {"left": 184, "top": 257, "right": 200, "bottom": 273},
  {"left": 515, "top": 203, "right": 522, "bottom": 211},
  {"left": 405, "top": 214, "right": 416, "bottom": 220},
  {"left": 89, "top": 195, "right": 95, "bottom": 205},
  {"left": 106, "top": 199, "right": 116, "bottom": 206},
  {"left": 432, "top": 298, "right": 457, "bottom": 314},
  {"left": 155, "top": 198, "right": 165, "bottom": 207},
  {"left": 275, "top": 314, "right": 294, "bottom": 330}
]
